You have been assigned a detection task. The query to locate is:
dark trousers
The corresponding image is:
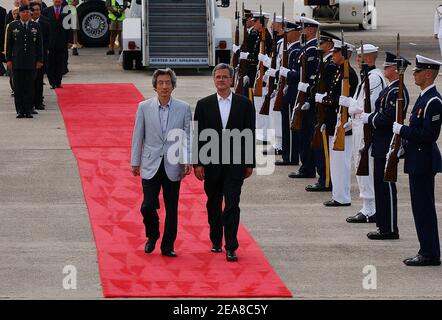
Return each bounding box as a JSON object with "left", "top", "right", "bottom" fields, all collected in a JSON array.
[
  {"left": 140, "top": 161, "right": 181, "bottom": 252},
  {"left": 13, "top": 68, "right": 36, "bottom": 115},
  {"left": 34, "top": 67, "right": 44, "bottom": 108},
  {"left": 298, "top": 110, "right": 315, "bottom": 175},
  {"left": 204, "top": 167, "right": 244, "bottom": 251},
  {"left": 409, "top": 174, "right": 440, "bottom": 259},
  {"left": 0, "top": 62, "right": 6, "bottom": 76},
  {"left": 374, "top": 157, "right": 398, "bottom": 233},
  {"left": 281, "top": 103, "right": 299, "bottom": 164},
  {"left": 47, "top": 48, "right": 64, "bottom": 86}
]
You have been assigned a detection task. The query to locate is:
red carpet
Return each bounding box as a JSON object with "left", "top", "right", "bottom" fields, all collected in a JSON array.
[{"left": 56, "top": 84, "right": 292, "bottom": 298}]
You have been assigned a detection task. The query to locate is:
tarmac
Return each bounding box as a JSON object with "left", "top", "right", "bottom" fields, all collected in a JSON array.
[{"left": 0, "top": 0, "right": 441, "bottom": 299}]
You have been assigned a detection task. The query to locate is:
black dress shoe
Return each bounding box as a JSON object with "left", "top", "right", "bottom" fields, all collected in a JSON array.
[
  {"left": 263, "top": 149, "right": 283, "bottom": 155},
  {"left": 211, "top": 245, "right": 222, "bottom": 253},
  {"left": 226, "top": 250, "right": 238, "bottom": 262},
  {"left": 305, "top": 182, "right": 332, "bottom": 192},
  {"left": 144, "top": 239, "right": 157, "bottom": 254},
  {"left": 161, "top": 250, "right": 177, "bottom": 257},
  {"left": 32, "top": 110, "right": 38, "bottom": 114},
  {"left": 35, "top": 106, "right": 45, "bottom": 110},
  {"left": 72, "top": 48, "right": 79, "bottom": 56},
  {"left": 346, "top": 212, "right": 376, "bottom": 223},
  {"left": 403, "top": 254, "right": 441, "bottom": 266},
  {"left": 367, "top": 230, "right": 399, "bottom": 240},
  {"left": 56, "top": 85, "right": 63, "bottom": 88},
  {"left": 323, "top": 199, "right": 351, "bottom": 207},
  {"left": 25, "top": 114, "right": 33, "bottom": 118},
  {"left": 275, "top": 160, "right": 297, "bottom": 166},
  {"left": 288, "top": 171, "right": 316, "bottom": 178},
  {"left": 16, "top": 114, "right": 25, "bottom": 119}
]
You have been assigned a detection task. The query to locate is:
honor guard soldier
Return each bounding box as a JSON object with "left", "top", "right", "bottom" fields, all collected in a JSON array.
[
  {"left": 304, "top": 30, "right": 340, "bottom": 192},
  {"left": 273, "top": 21, "right": 302, "bottom": 166},
  {"left": 259, "top": 15, "right": 286, "bottom": 155},
  {"left": 239, "top": 11, "right": 271, "bottom": 95},
  {"left": 318, "top": 40, "right": 359, "bottom": 206},
  {"left": 393, "top": 55, "right": 442, "bottom": 266},
  {"left": 361, "top": 52, "right": 410, "bottom": 235},
  {"left": 5, "top": 5, "right": 43, "bottom": 118},
  {"left": 282, "top": 17, "right": 321, "bottom": 181},
  {"left": 340, "top": 44, "right": 386, "bottom": 221}
]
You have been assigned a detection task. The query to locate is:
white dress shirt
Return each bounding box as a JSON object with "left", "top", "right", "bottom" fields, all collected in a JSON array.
[{"left": 217, "top": 92, "right": 232, "bottom": 129}]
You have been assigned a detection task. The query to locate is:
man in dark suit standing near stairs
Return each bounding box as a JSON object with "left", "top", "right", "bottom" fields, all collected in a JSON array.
[
  {"left": 31, "top": 1, "right": 50, "bottom": 111},
  {"left": 194, "top": 63, "right": 256, "bottom": 262},
  {"left": 42, "top": 0, "right": 72, "bottom": 88}
]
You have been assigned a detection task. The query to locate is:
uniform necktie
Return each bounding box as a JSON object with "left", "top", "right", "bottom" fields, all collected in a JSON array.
[{"left": 55, "top": 6, "right": 60, "bottom": 20}]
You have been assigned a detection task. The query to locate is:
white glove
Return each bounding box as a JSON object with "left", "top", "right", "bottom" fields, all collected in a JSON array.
[
  {"left": 266, "top": 68, "right": 277, "bottom": 78},
  {"left": 392, "top": 122, "right": 403, "bottom": 135},
  {"left": 263, "top": 58, "right": 272, "bottom": 68},
  {"left": 320, "top": 124, "right": 326, "bottom": 133},
  {"left": 339, "top": 95, "right": 352, "bottom": 108},
  {"left": 258, "top": 53, "right": 269, "bottom": 62},
  {"left": 348, "top": 100, "right": 363, "bottom": 115},
  {"left": 240, "top": 52, "right": 249, "bottom": 60},
  {"left": 361, "top": 112, "right": 372, "bottom": 124},
  {"left": 315, "top": 93, "right": 326, "bottom": 103},
  {"left": 343, "top": 118, "right": 352, "bottom": 132},
  {"left": 279, "top": 66, "right": 290, "bottom": 78},
  {"left": 243, "top": 75, "right": 250, "bottom": 86},
  {"left": 232, "top": 44, "right": 241, "bottom": 54},
  {"left": 298, "top": 82, "right": 309, "bottom": 93},
  {"left": 301, "top": 102, "right": 310, "bottom": 110}
]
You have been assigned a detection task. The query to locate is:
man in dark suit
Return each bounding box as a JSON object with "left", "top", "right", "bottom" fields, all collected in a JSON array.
[
  {"left": 393, "top": 55, "right": 442, "bottom": 266},
  {"left": 194, "top": 63, "right": 256, "bottom": 262},
  {"left": 31, "top": 1, "right": 50, "bottom": 111},
  {"left": 42, "top": 0, "right": 72, "bottom": 88},
  {"left": 0, "top": 5, "right": 7, "bottom": 76},
  {"left": 5, "top": 5, "right": 43, "bottom": 118}
]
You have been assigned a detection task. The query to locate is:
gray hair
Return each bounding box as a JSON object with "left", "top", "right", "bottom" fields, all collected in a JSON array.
[
  {"left": 212, "top": 63, "right": 234, "bottom": 78},
  {"left": 152, "top": 68, "right": 177, "bottom": 89}
]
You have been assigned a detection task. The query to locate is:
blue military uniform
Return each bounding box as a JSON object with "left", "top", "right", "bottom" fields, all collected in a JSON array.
[
  {"left": 287, "top": 28, "right": 321, "bottom": 180},
  {"left": 280, "top": 37, "right": 301, "bottom": 165},
  {"left": 367, "top": 52, "right": 410, "bottom": 236},
  {"left": 399, "top": 55, "right": 442, "bottom": 265}
]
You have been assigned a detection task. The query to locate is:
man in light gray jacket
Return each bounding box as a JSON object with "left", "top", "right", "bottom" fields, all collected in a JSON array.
[{"left": 131, "top": 68, "right": 192, "bottom": 257}]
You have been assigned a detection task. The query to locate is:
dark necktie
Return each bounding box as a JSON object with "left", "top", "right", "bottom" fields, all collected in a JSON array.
[{"left": 55, "top": 6, "right": 60, "bottom": 20}]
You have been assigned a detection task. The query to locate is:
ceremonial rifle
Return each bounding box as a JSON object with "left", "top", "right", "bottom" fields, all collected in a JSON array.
[
  {"left": 332, "top": 30, "right": 349, "bottom": 151},
  {"left": 290, "top": 18, "right": 306, "bottom": 130},
  {"left": 356, "top": 41, "right": 373, "bottom": 176},
  {"left": 253, "top": 6, "right": 266, "bottom": 97},
  {"left": 311, "top": 28, "right": 325, "bottom": 149},
  {"left": 260, "top": 12, "right": 278, "bottom": 115},
  {"left": 273, "top": 2, "right": 286, "bottom": 112},
  {"left": 384, "top": 34, "right": 404, "bottom": 182},
  {"left": 235, "top": 2, "right": 248, "bottom": 96},
  {"left": 231, "top": 1, "right": 240, "bottom": 88}
]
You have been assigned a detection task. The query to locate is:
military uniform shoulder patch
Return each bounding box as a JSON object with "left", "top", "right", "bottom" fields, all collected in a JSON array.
[{"left": 432, "top": 114, "right": 441, "bottom": 122}]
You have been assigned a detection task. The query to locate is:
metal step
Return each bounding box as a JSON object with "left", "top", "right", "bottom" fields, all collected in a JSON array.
[{"left": 148, "top": 0, "right": 208, "bottom": 64}]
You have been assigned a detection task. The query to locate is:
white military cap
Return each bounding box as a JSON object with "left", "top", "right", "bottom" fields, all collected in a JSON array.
[
  {"left": 300, "top": 16, "right": 320, "bottom": 27},
  {"left": 413, "top": 54, "right": 442, "bottom": 71},
  {"left": 332, "top": 39, "right": 355, "bottom": 52},
  {"left": 252, "top": 11, "right": 270, "bottom": 19},
  {"left": 356, "top": 44, "right": 379, "bottom": 54},
  {"left": 274, "top": 15, "right": 286, "bottom": 23}
]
